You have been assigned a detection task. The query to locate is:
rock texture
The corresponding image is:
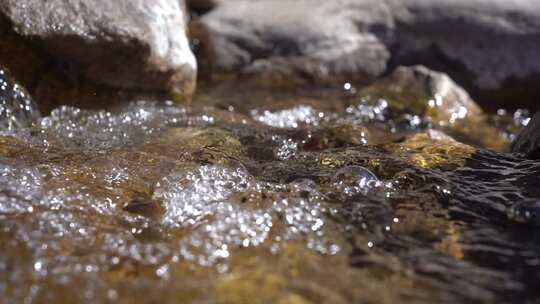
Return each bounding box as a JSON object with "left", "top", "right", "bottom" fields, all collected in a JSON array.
[
  {"left": 361, "top": 65, "right": 509, "bottom": 151},
  {"left": 395, "top": 0, "right": 540, "bottom": 90},
  {"left": 360, "top": 65, "right": 482, "bottom": 125},
  {"left": 511, "top": 111, "right": 540, "bottom": 159},
  {"left": 191, "top": 0, "right": 392, "bottom": 84},
  {"left": 192, "top": 0, "right": 540, "bottom": 92},
  {"left": 0, "top": 0, "right": 197, "bottom": 108}
]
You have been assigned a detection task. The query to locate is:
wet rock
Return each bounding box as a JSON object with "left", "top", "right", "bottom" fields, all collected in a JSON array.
[
  {"left": 508, "top": 201, "right": 540, "bottom": 226},
  {"left": 0, "top": 0, "right": 197, "bottom": 105},
  {"left": 123, "top": 192, "right": 165, "bottom": 220},
  {"left": 332, "top": 166, "right": 379, "bottom": 197},
  {"left": 304, "top": 124, "right": 370, "bottom": 150},
  {"left": 160, "top": 127, "right": 244, "bottom": 157},
  {"left": 339, "top": 65, "right": 510, "bottom": 150},
  {"left": 386, "top": 130, "right": 476, "bottom": 168},
  {"left": 362, "top": 65, "right": 482, "bottom": 125},
  {"left": 193, "top": 0, "right": 540, "bottom": 91},
  {"left": 511, "top": 110, "right": 540, "bottom": 159},
  {"left": 0, "top": 67, "right": 40, "bottom": 132}
]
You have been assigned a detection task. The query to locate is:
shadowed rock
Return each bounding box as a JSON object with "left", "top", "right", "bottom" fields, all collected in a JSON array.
[
  {"left": 511, "top": 111, "right": 540, "bottom": 159},
  {"left": 0, "top": 0, "right": 197, "bottom": 107}
]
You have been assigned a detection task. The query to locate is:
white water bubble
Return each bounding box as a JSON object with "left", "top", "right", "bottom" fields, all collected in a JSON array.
[
  {"left": 0, "top": 162, "right": 43, "bottom": 215},
  {"left": 332, "top": 165, "right": 379, "bottom": 196},
  {"left": 154, "top": 164, "right": 338, "bottom": 265},
  {"left": 250, "top": 105, "right": 322, "bottom": 128}
]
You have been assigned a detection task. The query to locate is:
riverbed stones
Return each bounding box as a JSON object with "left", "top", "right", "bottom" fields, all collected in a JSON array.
[
  {"left": 193, "top": 0, "right": 540, "bottom": 94},
  {"left": 0, "top": 0, "right": 197, "bottom": 108},
  {"left": 511, "top": 111, "right": 540, "bottom": 159},
  {"left": 362, "top": 65, "right": 483, "bottom": 125},
  {"left": 362, "top": 66, "right": 510, "bottom": 151},
  {"left": 385, "top": 130, "right": 476, "bottom": 168}
]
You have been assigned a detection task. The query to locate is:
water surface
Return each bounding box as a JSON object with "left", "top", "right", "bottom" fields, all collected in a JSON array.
[{"left": 1, "top": 83, "right": 539, "bottom": 303}]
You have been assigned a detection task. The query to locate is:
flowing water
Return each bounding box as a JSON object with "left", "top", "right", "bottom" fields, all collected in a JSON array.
[{"left": 1, "top": 76, "right": 539, "bottom": 303}]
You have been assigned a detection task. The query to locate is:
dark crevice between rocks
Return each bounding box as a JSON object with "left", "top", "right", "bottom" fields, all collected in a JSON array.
[
  {"left": 386, "top": 44, "right": 475, "bottom": 84},
  {"left": 474, "top": 75, "right": 540, "bottom": 113},
  {"left": 189, "top": 20, "right": 215, "bottom": 81},
  {"left": 0, "top": 15, "right": 46, "bottom": 93},
  {"left": 186, "top": 0, "right": 217, "bottom": 18}
]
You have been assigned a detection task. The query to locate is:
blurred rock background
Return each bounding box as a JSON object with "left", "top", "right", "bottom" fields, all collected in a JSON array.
[
  {"left": 1, "top": 0, "right": 540, "bottom": 112},
  {"left": 188, "top": 0, "right": 540, "bottom": 111}
]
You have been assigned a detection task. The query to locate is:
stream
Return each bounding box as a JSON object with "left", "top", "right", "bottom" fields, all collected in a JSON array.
[{"left": 1, "top": 78, "right": 540, "bottom": 303}]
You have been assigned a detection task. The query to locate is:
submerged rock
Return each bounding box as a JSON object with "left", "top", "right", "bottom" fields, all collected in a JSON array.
[
  {"left": 0, "top": 67, "right": 40, "bottom": 132},
  {"left": 0, "top": 0, "right": 197, "bottom": 104},
  {"left": 507, "top": 201, "right": 540, "bottom": 226},
  {"left": 353, "top": 65, "right": 509, "bottom": 151},
  {"left": 511, "top": 111, "right": 540, "bottom": 159},
  {"left": 362, "top": 65, "right": 482, "bottom": 125},
  {"left": 193, "top": 0, "right": 540, "bottom": 92},
  {"left": 159, "top": 127, "right": 245, "bottom": 163},
  {"left": 386, "top": 130, "right": 476, "bottom": 168}
]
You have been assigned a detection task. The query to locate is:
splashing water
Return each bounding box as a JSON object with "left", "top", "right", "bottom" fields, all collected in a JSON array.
[
  {"left": 250, "top": 105, "right": 323, "bottom": 128},
  {"left": 1, "top": 84, "right": 540, "bottom": 303},
  {"left": 154, "top": 164, "right": 337, "bottom": 266},
  {"left": 332, "top": 165, "right": 380, "bottom": 196},
  {"left": 0, "top": 68, "right": 40, "bottom": 134}
]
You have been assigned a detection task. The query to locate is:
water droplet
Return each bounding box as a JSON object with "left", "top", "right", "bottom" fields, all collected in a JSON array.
[
  {"left": 332, "top": 166, "right": 379, "bottom": 196},
  {"left": 0, "top": 68, "right": 40, "bottom": 133},
  {"left": 508, "top": 201, "right": 540, "bottom": 226},
  {"left": 250, "top": 105, "right": 322, "bottom": 128}
]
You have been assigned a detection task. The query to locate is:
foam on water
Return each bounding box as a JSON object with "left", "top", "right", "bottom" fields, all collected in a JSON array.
[
  {"left": 272, "top": 135, "right": 298, "bottom": 160},
  {"left": 0, "top": 91, "right": 537, "bottom": 303},
  {"left": 250, "top": 105, "right": 322, "bottom": 128},
  {"left": 344, "top": 98, "right": 388, "bottom": 124},
  {"left": 154, "top": 164, "right": 337, "bottom": 265},
  {"left": 39, "top": 102, "right": 189, "bottom": 150},
  {"left": 0, "top": 161, "right": 42, "bottom": 214},
  {"left": 332, "top": 165, "right": 380, "bottom": 197}
]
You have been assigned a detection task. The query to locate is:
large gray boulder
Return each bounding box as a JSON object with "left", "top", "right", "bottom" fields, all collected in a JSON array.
[
  {"left": 192, "top": 0, "right": 540, "bottom": 91},
  {"left": 0, "top": 0, "right": 197, "bottom": 102},
  {"left": 395, "top": 0, "right": 540, "bottom": 90},
  {"left": 191, "top": 0, "right": 392, "bottom": 83}
]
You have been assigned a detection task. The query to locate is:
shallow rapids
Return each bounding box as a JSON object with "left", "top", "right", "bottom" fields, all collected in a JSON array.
[{"left": 1, "top": 82, "right": 539, "bottom": 303}]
